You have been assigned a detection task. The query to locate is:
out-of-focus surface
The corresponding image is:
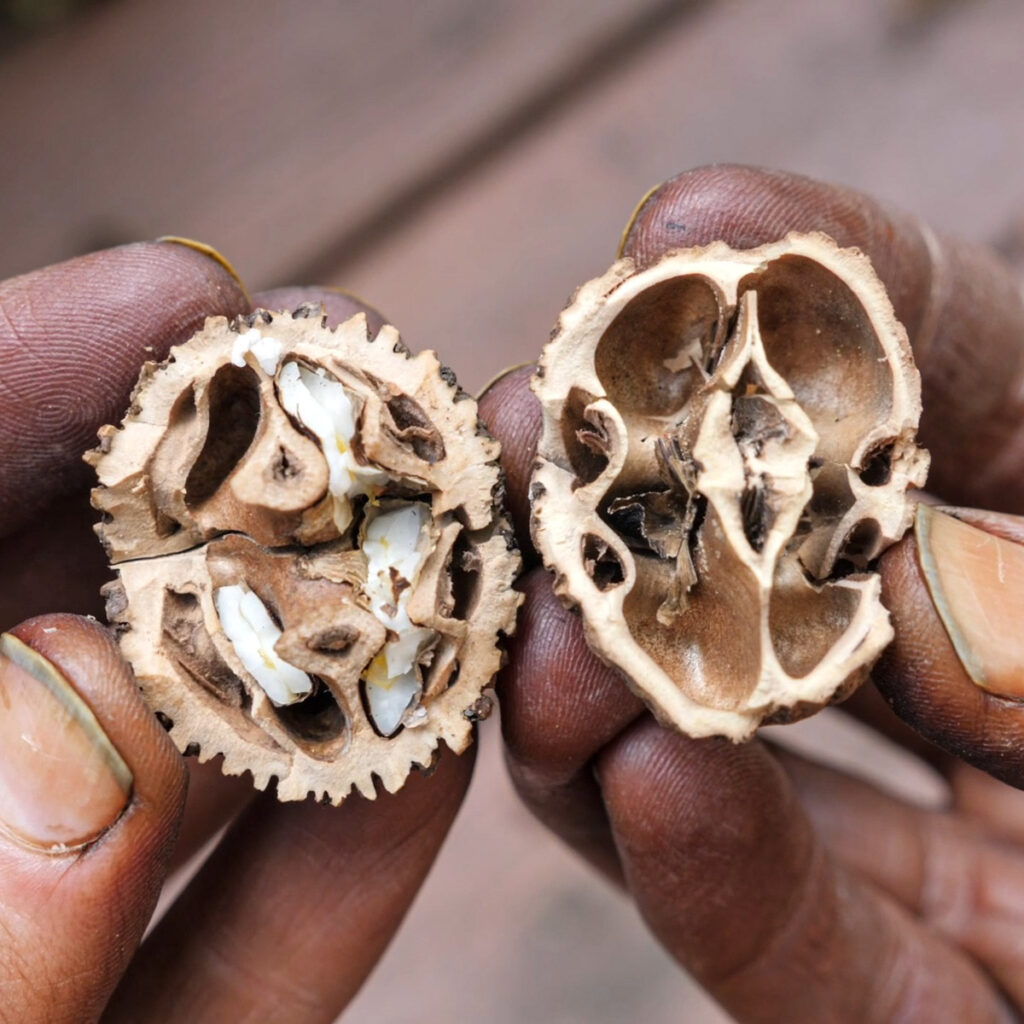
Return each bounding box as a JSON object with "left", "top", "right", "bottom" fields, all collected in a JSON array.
[
  {"left": 2, "top": 0, "right": 1021, "bottom": 1020},
  {"left": 3, "top": 0, "right": 1024, "bottom": 395}
]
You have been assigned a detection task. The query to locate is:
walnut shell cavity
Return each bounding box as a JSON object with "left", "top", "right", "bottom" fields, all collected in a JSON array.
[
  {"left": 88, "top": 307, "right": 522, "bottom": 803},
  {"left": 531, "top": 234, "right": 929, "bottom": 741}
]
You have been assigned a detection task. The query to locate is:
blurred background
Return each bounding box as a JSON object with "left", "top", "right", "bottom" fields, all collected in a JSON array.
[{"left": 2, "top": 0, "right": 1022, "bottom": 1020}]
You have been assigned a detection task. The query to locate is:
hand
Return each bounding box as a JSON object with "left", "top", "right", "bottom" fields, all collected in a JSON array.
[
  {"left": 480, "top": 165, "right": 1024, "bottom": 1022},
  {"left": 0, "top": 245, "right": 471, "bottom": 1023}
]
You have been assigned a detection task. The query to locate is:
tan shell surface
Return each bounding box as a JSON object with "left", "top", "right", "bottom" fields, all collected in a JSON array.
[
  {"left": 90, "top": 307, "right": 521, "bottom": 803},
  {"left": 531, "top": 233, "right": 929, "bottom": 741}
]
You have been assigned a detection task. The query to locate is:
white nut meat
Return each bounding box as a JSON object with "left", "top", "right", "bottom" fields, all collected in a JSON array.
[
  {"left": 89, "top": 306, "right": 521, "bottom": 803},
  {"left": 531, "top": 233, "right": 929, "bottom": 741}
]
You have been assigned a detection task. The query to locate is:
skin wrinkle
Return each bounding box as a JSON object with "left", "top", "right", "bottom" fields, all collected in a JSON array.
[
  {"left": 780, "top": 748, "right": 1024, "bottom": 1015},
  {"left": 0, "top": 243, "right": 248, "bottom": 536},
  {"left": 916, "top": 818, "right": 973, "bottom": 938},
  {"left": 710, "top": 842, "right": 832, "bottom": 995},
  {"left": 861, "top": 898, "right": 992, "bottom": 1024},
  {"left": 0, "top": 912, "right": 87, "bottom": 1024},
  {"left": 196, "top": 931, "right": 329, "bottom": 1018},
  {"left": 270, "top": 764, "right": 464, "bottom": 883},
  {"left": 0, "top": 302, "right": 27, "bottom": 405},
  {"left": 501, "top": 572, "right": 642, "bottom": 783},
  {"left": 778, "top": 749, "right": 932, "bottom": 905}
]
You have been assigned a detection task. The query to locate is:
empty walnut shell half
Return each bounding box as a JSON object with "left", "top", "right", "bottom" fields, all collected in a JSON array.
[
  {"left": 531, "top": 233, "right": 929, "bottom": 741},
  {"left": 88, "top": 307, "right": 521, "bottom": 803}
]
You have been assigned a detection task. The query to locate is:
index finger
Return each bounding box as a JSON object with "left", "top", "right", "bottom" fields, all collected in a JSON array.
[{"left": 0, "top": 240, "right": 249, "bottom": 536}]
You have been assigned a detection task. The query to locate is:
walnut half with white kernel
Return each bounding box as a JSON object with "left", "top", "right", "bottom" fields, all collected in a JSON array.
[
  {"left": 88, "top": 306, "right": 522, "bottom": 804},
  {"left": 531, "top": 233, "right": 929, "bottom": 741}
]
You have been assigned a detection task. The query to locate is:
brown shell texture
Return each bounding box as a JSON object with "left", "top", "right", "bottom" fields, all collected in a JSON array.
[
  {"left": 89, "top": 306, "right": 521, "bottom": 803},
  {"left": 531, "top": 233, "right": 929, "bottom": 741}
]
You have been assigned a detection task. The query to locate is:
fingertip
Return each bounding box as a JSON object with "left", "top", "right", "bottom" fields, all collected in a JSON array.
[
  {"left": 8, "top": 613, "right": 187, "bottom": 815},
  {"left": 475, "top": 360, "right": 536, "bottom": 401},
  {"left": 595, "top": 720, "right": 788, "bottom": 856},
  {"left": 140, "top": 238, "right": 250, "bottom": 319},
  {"left": 878, "top": 509, "right": 1024, "bottom": 788},
  {"left": 594, "top": 720, "right": 816, "bottom": 984},
  {"left": 621, "top": 164, "right": 880, "bottom": 252},
  {"left": 0, "top": 614, "right": 187, "bottom": 1019},
  {"left": 0, "top": 241, "right": 250, "bottom": 534}
]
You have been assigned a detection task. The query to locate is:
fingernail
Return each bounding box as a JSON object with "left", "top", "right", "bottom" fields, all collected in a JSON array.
[
  {"left": 916, "top": 504, "right": 1024, "bottom": 698},
  {"left": 157, "top": 236, "right": 251, "bottom": 305},
  {"left": 0, "top": 634, "right": 132, "bottom": 853},
  {"left": 617, "top": 180, "right": 664, "bottom": 258},
  {"left": 476, "top": 362, "right": 535, "bottom": 401}
]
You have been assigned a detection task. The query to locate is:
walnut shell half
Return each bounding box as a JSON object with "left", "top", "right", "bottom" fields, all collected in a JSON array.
[
  {"left": 531, "top": 233, "right": 929, "bottom": 741},
  {"left": 88, "top": 307, "right": 521, "bottom": 803}
]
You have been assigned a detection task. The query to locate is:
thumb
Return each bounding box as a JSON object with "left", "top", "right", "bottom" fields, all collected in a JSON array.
[
  {"left": 876, "top": 505, "right": 1024, "bottom": 788},
  {"left": 0, "top": 615, "right": 186, "bottom": 1023}
]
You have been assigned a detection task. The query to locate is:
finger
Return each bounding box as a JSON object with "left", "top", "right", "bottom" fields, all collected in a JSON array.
[
  {"left": 501, "top": 564, "right": 1014, "bottom": 1015},
  {"left": 0, "top": 488, "right": 110, "bottom": 629},
  {"left": 876, "top": 504, "right": 1024, "bottom": 788},
  {"left": 622, "top": 164, "right": 1024, "bottom": 512},
  {"left": 105, "top": 748, "right": 473, "bottom": 1023},
  {"left": 948, "top": 762, "right": 1024, "bottom": 847},
  {"left": 779, "top": 748, "right": 1024, "bottom": 1007},
  {"left": 477, "top": 365, "right": 541, "bottom": 564},
  {"left": 250, "top": 285, "right": 387, "bottom": 336},
  {"left": 598, "top": 720, "right": 1009, "bottom": 1021},
  {"left": 169, "top": 757, "right": 255, "bottom": 874},
  {"left": 498, "top": 569, "right": 643, "bottom": 880},
  {"left": 0, "top": 240, "right": 249, "bottom": 536},
  {"left": 0, "top": 615, "right": 186, "bottom": 1023}
]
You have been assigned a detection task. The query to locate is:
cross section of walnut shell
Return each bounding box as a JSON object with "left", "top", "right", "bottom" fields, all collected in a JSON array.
[
  {"left": 88, "top": 307, "right": 521, "bottom": 803},
  {"left": 531, "top": 233, "right": 929, "bottom": 741}
]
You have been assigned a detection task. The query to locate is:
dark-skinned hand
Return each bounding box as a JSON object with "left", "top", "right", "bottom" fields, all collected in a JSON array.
[
  {"left": 6, "top": 166, "right": 1024, "bottom": 1024},
  {"left": 0, "top": 243, "right": 472, "bottom": 1023},
  {"left": 478, "top": 165, "right": 1024, "bottom": 1023}
]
